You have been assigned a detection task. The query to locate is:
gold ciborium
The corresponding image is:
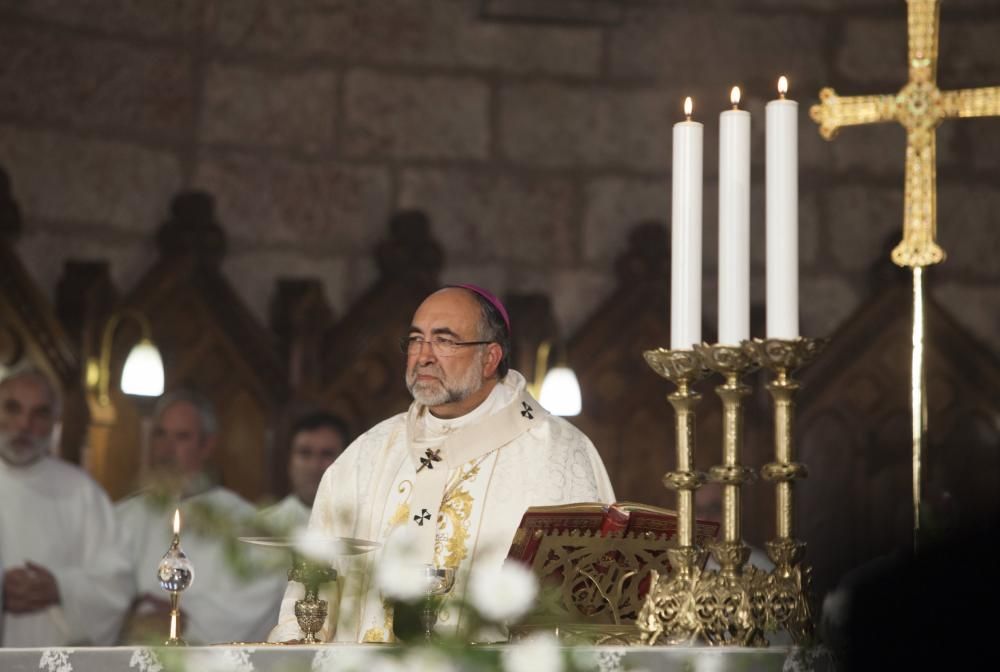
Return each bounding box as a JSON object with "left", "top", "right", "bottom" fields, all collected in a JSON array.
[
  {"left": 288, "top": 554, "right": 338, "bottom": 643},
  {"left": 239, "top": 535, "right": 380, "bottom": 643}
]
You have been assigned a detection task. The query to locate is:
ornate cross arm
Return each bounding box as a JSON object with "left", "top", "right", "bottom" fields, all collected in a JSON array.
[
  {"left": 897, "top": 135, "right": 944, "bottom": 267},
  {"left": 941, "top": 87, "right": 1000, "bottom": 118},
  {"left": 809, "top": 90, "right": 897, "bottom": 140},
  {"left": 907, "top": 0, "right": 940, "bottom": 84}
]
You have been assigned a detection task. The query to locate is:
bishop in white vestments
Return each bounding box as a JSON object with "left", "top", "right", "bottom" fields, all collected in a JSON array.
[
  {"left": 269, "top": 285, "right": 614, "bottom": 643},
  {"left": 0, "top": 365, "right": 131, "bottom": 647}
]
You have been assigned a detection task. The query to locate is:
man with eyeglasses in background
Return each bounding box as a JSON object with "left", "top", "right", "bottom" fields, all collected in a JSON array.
[{"left": 269, "top": 284, "right": 614, "bottom": 643}]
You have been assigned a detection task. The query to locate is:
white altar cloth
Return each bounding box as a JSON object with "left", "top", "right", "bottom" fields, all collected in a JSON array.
[{"left": 1, "top": 644, "right": 832, "bottom": 672}]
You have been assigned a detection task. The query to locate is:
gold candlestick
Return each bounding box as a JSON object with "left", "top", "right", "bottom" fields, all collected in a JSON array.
[
  {"left": 746, "top": 337, "right": 825, "bottom": 644},
  {"left": 696, "top": 344, "right": 756, "bottom": 565},
  {"left": 637, "top": 348, "right": 710, "bottom": 645},
  {"left": 692, "top": 343, "right": 766, "bottom": 647}
]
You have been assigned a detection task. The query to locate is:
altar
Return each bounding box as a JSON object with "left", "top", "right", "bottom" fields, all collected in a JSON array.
[{"left": 2, "top": 644, "right": 833, "bottom": 672}]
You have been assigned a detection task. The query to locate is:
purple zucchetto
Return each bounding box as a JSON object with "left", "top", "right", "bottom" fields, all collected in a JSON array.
[{"left": 446, "top": 284, "right": 511, "bottom": 335}]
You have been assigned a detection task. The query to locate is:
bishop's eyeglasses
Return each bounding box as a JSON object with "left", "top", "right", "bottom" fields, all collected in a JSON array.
[{"left": 399, "top": 335, "right": 493, "bottom": 357}]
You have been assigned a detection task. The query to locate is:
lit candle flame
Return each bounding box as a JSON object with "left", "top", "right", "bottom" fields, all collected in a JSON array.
[
  {"left": 778, "top": 75, "right": 788, "bottom": 98},
  {"left": 173, "top": 509, "right": 181, "bottom": 535},
  {"left": 684, "top": 96, "right": 693, "bottom": 119},
  {"left": 730, "top": 86, "right": 741, "bottom": 108}
]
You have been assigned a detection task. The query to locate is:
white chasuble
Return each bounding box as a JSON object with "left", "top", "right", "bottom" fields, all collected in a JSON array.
[{"left": 269, "top": 370, "right": 615, "bottom": 643}]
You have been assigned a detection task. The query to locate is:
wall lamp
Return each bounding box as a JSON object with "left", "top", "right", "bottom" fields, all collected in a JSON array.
[
  {"left": 86, "top": 310, "right": 164, "bottom": 406},
  {"left": 529, "top": 340, "right": 582, "bottom": 417}
]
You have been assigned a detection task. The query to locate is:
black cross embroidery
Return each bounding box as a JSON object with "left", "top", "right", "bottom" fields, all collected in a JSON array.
[
  {"left": 520, "top": 401, "right": 534, "bottom": 419},
  {"left": 413, "top": 509, "right": 431, "bottom": 526},
  {"left": 417, "top": 448, "right": 442, "bottom": 473}
]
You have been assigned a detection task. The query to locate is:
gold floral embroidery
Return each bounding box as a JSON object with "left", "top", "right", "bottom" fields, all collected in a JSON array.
[
  {"left": 362, "top": 601, "right": 396, "bottom": 643},
  {"left": 362, "top": 627, "right": 386, "bottom": 643},
  {"left": 385, "top": 480, "right": 413, "bottom": 531},
  {"left": 433, "top": 460, "right": 484, "bottom": 569},
  {"left": 387, "top": 503, "right": 411, "bottom": 528}
]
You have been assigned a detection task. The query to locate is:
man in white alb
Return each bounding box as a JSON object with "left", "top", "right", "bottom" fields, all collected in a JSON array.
[
  {"left": 259, "top": 411, "right": 349, "bottom": 532},
  {"left": 116, "top": 390, "right": 287, "bottom": 644},
  {"left": 269, "top": 285, "right": 615, "bottom": 643},
  {"left": 0, "top": 364, "right": 130, "bottom": 646}
]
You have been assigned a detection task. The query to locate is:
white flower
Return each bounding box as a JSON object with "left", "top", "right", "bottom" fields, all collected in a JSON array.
[
  {"left": 292, "top": 527, "right": 346, "bottom": 565},
  {"left": 469, "top": 561, "right": 539, "bottom": 623},
  {"left": 403, "top": 647, "right": 459, "bottom": 672},
  {"left": 375, "top": 526, "right": 427, "bottom": 602},
  {"left": 502, "top": 633, "right": 564, "bottom": 672}
]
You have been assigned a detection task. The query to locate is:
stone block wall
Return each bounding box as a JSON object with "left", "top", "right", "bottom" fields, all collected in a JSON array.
[{"left": 0, "top": 0, "right": 998, "bottom": 353}]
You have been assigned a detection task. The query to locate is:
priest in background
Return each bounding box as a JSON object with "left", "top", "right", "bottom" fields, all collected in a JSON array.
[
  {"left": 0, "top": 364, "right": 130, "bottom": 647},
  {"left": 259, "top": 411, "right": 350, "bottom": 532},
  {"left": 269, "top": 285, "right": 615, "bottom": 643},
  {"left": 116, "top": 389, "right": 287, "bottom": 644}
]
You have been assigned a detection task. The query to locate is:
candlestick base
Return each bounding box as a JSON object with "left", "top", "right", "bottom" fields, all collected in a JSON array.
[{"left": 638, "top": 546, "right": 709, "bottom": 645}]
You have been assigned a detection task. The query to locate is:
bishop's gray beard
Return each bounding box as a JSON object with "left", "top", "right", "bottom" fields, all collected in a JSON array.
[
  {"left": 0, "top": 430, "right": 50, "bottom": 466},
  {"left": 406, "top": 352, "right": 484, "bottom": 407}
]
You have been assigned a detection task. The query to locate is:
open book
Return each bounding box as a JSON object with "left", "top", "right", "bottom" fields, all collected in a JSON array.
[
  {"left": 505, "top": 502, "right": 720, "bottom": 632},
  {"left": 507, "top": 500, "right": 719, "bottom": 565}
]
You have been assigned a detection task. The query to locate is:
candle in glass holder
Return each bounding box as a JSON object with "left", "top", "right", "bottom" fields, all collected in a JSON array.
[{"left": 158, "top": 509, "right": 194, "bottom": 645}]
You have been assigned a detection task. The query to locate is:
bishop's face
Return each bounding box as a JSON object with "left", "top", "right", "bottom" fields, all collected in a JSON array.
[
  {"left": 0, "top": 373, "right": 55, "bottom": 467},
  {"left": 405, "top": 288, "right": 499, "bottom": 418}
]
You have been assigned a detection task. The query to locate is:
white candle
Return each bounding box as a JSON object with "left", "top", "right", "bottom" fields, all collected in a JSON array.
[
  {"left": 766, "top": 75, "right": 799, "bottom": 339},
  {"left": 670, "top": 96, "right": 703, "bottom": 350},
  {"left": 718, "top": 86, "right": 751, "bottom": 345}
]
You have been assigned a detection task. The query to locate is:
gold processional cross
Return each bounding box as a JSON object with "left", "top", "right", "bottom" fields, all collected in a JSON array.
[{"left": 810, "top": 0, "right": 1000, "bottom": 545}]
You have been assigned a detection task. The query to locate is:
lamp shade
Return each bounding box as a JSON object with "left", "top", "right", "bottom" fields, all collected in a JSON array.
[
  {"left": 538, "top": 366, "right": 582, "bottom": 417},
  {"left": 120, "top": 338, "right": 165, "bottom": 397}
]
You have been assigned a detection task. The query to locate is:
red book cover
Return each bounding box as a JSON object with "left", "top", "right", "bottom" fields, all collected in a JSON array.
[{"left": 506, "top": 502, "right": 608, "bottom": 565}]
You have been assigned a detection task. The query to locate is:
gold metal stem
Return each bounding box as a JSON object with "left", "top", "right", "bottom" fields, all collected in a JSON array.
[
  {"left": 911, "top": 266, "right": 927, "bottom": 550},
  {"left": 169, "top": 592, "right": 179, "bottom": 639},
  {"left": 668, "top": 382, "right": 699, "bottom": 547},
  {"left": 716, "top": 372, "right": 750, "bottom": 544},
  {"left": 768, "top": 373, "right": 798, "bottom": 539}
]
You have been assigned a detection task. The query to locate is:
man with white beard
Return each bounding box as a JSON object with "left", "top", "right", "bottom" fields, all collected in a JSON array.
[
  {"left": 0, "top": 364, "right": 130, "bottom": 646},
  {"left": 269, "top": 285, "right": 615, "bottom": 643}
]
